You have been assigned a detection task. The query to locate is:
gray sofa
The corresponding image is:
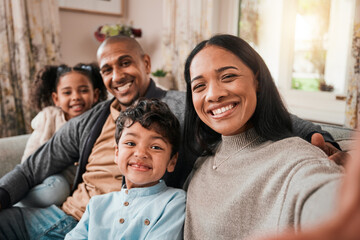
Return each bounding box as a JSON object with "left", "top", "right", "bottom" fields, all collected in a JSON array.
[{"left": 0, "top": 124, "right": 355, "bottom": 178}]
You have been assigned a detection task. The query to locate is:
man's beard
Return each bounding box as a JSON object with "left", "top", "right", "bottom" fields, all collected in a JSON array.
[{"left": 119, "top": 92, "right": 140, "bottom": 109}]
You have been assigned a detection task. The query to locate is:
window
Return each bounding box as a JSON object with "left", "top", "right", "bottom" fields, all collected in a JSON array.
[{"left": 238, "top": 0, "right": 356, "bottom": 125}]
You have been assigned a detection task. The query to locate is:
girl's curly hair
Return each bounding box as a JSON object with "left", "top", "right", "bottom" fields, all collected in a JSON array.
[{"left": 31, "top": 62, "right": 108, "bottom": 110}]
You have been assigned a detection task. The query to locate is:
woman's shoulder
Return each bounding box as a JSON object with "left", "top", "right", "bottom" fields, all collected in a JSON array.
[{"left": 269, "top": 136, "right": 328, "bottom": 158}]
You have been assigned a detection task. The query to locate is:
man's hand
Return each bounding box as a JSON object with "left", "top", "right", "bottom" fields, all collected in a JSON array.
[{"left": 311, "top": 133, "right": 349, "bottom": 165}]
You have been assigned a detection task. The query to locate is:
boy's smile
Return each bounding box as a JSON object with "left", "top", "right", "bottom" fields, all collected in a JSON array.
[{"left": 115, "top": 122, "right": 177, "bottom": 189}]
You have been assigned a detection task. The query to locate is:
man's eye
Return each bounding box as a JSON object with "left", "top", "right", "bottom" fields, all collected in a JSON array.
[
  {"left": 120, "top": 60, "right": 131, "bottom": 67},
  {"left": 101, "top": 68, "right": 112, "bottom": 75}
]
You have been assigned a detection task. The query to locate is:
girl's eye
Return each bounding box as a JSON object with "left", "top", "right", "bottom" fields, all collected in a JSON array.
[
  {"left": 80, "top": 89, "right": 90, "bottom": 93},
  {"left": 62, "top": 91, "right": 71, "bottom": 95}
]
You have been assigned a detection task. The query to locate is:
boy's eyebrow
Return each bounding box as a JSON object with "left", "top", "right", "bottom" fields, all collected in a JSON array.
[{"left": 123, "top": 132, "right": 169, "bottom": 143}]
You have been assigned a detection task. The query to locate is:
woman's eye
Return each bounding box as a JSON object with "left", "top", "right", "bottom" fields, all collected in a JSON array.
[
  {"left": 222, "top": 74, "right": 237, "bottom": 80},
  {"left": 192, "top": 83, "right": 205, "bottom": 92}
]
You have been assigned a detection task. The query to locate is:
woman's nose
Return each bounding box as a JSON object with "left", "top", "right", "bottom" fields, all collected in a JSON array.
[{"left": 205, "top": 81, "right": 225, "bottom": 102}]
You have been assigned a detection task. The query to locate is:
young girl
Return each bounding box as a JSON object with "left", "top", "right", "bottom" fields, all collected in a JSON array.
[{"left": 19, "top": 63, "right": 108, "bottom": 207}]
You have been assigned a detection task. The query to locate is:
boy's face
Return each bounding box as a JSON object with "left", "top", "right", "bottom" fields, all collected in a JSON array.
[{"left": 115, "top": 122, "right": 177, "bottom": 189}]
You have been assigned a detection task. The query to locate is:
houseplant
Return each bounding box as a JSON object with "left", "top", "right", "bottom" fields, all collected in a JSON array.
[
  {"left": 94, "top": 24, "right": 142, "bottom": 42},
  {"left": 151, "top": 69, "right": 174, "bottom": 90}
]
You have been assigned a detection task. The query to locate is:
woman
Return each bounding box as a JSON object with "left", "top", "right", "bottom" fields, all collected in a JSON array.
[{"left": 183, "top": 34, "right": 344, "bottom": 239}]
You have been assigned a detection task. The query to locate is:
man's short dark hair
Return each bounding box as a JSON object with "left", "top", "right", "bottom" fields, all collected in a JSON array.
[{"left": 115, "top": 98, "right": 180, "bottom": 157}]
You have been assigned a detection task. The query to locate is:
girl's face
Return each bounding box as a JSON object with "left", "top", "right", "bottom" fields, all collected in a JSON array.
[
  {"left": 52, "top": 71, "right": 99, "bottom": 120},
  {"left": 190, "top": 45, "right": 258, "bottom": 136}
]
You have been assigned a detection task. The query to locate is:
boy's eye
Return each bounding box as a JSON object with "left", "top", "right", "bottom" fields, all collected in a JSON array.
[
  {"left": 151, "top": 145, "right": 163, "bottom": 150},
  {"left": 124, "top": 142, "right": 135, "bottom": 146},
  {"left": 62, "top": 91, "right": 71, "bottom": 95}
]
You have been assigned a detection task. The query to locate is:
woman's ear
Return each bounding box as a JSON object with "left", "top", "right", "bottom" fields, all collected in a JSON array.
[
  {"left": 167, "top": 153, "right": 178, "bottom": 173},
  {"left": 52, "top": 92, "right": 59, "bottom": 106}
]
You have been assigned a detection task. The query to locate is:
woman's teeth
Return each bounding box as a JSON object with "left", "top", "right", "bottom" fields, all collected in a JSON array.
[{"left": 212, "top": 104, "right": 234, "bottom": 115}]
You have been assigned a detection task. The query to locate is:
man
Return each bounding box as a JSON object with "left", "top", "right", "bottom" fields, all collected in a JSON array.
[{"left": 0, "top": 35, "right": 343, "bottom": 239}]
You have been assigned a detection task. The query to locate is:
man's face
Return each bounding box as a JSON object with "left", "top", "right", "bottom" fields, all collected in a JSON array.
[{"left": 98, "top": 41, "right": 151, "bottom": 109}]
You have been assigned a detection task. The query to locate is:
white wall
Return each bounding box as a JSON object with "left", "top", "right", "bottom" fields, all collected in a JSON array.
[{"left": 59, "top": 0, "right": 164, "bottom": 71}]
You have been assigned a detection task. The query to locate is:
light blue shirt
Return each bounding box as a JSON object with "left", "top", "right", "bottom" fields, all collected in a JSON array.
[{"left": 65, "top": 180, "right": 186, "bottom": 240}]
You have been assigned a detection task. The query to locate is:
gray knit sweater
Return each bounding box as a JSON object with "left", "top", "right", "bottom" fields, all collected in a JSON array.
[{"left": 184, "top": 128, "right": 343, "bottom": 240}]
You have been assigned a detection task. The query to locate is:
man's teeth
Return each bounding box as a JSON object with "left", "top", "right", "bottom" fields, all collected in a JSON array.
[
  {"left": 212, "top": 104, "right": 234, "bottom": 115},
  {"left": 117, "top": 82, "right": 132, "bottom": 91}
]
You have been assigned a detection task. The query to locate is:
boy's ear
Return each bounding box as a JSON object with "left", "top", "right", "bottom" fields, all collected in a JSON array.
[
  {"left": 167, "top": 153, "right": 178, "bottom": 173},
  {"left": 52, "top": 92, "right": 59, "bottom": 106},
  {"left": 114, "top": 145, "right": 119, "bottom": 164}
]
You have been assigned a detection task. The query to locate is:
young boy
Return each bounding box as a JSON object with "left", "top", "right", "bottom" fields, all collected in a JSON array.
[{"left": 65, "top": 99, "right": 186, "bottom": 239}]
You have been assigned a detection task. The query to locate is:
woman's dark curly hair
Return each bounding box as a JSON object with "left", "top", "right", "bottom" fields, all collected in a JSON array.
[
  {"left": 115, "top": 98, "right": 181, "bottom": 158},
  {"left": 31, "top": 62, "right": 108, "bottom": 110}
]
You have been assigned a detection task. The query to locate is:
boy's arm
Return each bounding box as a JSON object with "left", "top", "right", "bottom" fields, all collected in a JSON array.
[
  {"left": 145, "top": 191, "right": 186, "bottom": 240},
  {"left": 64, "top": 203, "right": 90, "bottom": 239}
]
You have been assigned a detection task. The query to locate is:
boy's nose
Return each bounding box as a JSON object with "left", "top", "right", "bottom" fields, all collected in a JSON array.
[{"left": 134, "top": 148, "right": 148, "bottom": 159}]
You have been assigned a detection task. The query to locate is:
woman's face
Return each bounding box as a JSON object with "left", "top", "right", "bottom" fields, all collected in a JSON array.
[{"left": 189, "top": 45, "right": 258, "bottom": 136}]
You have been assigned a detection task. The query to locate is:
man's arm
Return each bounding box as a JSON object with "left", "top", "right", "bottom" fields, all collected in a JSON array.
[
  {"left": 0, "top": 100, "right": 108, "bottom": 210},
  {"left": 290, "top": 114, "right": 348, "bottom": 163},
  {"left": 290, "top": 114, "right": 338, "bottom": 148}
]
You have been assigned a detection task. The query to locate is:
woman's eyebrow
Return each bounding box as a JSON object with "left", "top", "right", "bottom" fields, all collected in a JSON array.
[{"left": 216, "top": 66, "right": 238, "bottom": 73}]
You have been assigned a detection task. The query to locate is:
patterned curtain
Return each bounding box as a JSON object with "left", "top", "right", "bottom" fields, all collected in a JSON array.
[
  {"left": 345, "top": 0, "right": 360, "bottom": 129},
  {"left": 0, "top": 0, "right": 61, "bottom": 137},
  {"left": 162, "top": 0, "right": 215, "bottom": 91}
]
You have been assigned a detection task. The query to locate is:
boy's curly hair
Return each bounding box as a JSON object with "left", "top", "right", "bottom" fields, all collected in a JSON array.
[{"left": 115, "top": 98, "right": 181, "bottom": 157}]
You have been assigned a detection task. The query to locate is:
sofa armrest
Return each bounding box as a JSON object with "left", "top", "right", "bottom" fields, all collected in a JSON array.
[{"left": 0, "top": 134, "right": 30, "bottom": 178}]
